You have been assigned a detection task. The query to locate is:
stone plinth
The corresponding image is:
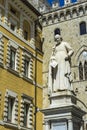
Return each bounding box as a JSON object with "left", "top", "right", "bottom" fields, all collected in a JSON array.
[
  {"left": 49, "top": 90, "right": 77, "bottom": 108},
  {"left": 41, "top": 90, "right": 86, "bottom": 130}
]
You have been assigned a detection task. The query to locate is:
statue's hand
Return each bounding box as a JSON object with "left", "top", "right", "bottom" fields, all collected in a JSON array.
[{"left": 65, "top": 56, "right": 69, "bottom": 61}]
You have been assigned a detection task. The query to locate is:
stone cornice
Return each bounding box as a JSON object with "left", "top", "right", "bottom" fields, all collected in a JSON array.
[
  {"left": 41, "top": 105, "right": 86, "bottom": 118},
  {"left": 21, "top": 0, "right": 41, "bottom": 16},
  {"left": 40, "top": 1, "right": 87, "bottom": 27},
  {"left": 10, "top": 0, "right": 41, "bottom": 21}
]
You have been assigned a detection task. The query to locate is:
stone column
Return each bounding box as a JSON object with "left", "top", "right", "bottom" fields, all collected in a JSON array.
[
  {"left": 80, "top": 125, "right": 83, "bottom": 130},
  {"left": 80, "top": 122, "right": 84, "bottom": 130},
  {"left": 45, "top": 120, "right": 50, "bottom": 130},
  {"left": 19, "top": 13, "right": 23, "bottom": 36},
  {"left": 68, "top": 119, "right": 73, "bottom": 130},
  {"left": 30, "top": 21, "right": 34, "bottom": 39}
]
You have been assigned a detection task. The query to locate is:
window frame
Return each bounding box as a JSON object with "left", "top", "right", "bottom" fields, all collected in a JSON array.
[
  {"left": 20, "top": 94, "right": 33, "bottom": 128},
  {"left": 79, "top": 61, "right": 83, "bottom": 80},
  {"left": 84, "top": 61, "right": 87, "bottom": 80},
  {"left": 24, "top": 57, "right": 30, "bottom": 78},
  {"left": 52, "top": 122, "right": 67, "bottom": 130},
  {"left": 24, "top": 30, "right": 28, "bottom": 40},
  {"left": 23, "top": 102, "right": 30, "bottom": 127},
  {"left": 54, "top": 28, "right": 61, "bottom": 36},
  {"left": 10, "top": 47, "right": 16, "bottom": 70},
  {"left": 23, "top": 20, "right": 31, "bottom": 41},
  {"left": 9, "top": 18, "right": 17, "bottom": 32},
  {"left": 80, "top": 21, "right": 86, "bottom": 35},
  {"left": 4, "top": 90, "right": 18, "bottom": 124},
  {"left": 7, "top": 97, "right": 15, "bottom": 123},
  {"left": 7, "top": 40, "right": 19, "bottom": 73}
]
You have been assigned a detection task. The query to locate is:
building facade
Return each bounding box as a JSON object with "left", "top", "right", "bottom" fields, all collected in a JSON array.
[
  {"left": 40, "top": 0, "right": 87, "bottom": 129},
  {"left": 0, "top": 0, "right": 43, "bottom": 130}
]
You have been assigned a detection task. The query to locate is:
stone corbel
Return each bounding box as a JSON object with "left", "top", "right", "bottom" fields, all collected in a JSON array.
[
  {"left": 46, "top": 16, "right": 48, "bottom": 25},
  {"left": 70, "top": 10, "right": 73, "bottom": 18},
  {"left": 58, "top": 13, "right": 60, "bottom": 21},
  {"left": 83, "top": 5, "right": 86, "bottom": 14},
  {"left": 51, "top": 14, "right": 54, "bottom": 23},
  {"left": 39, "top": 17, "right": 42, "bottom": 25},
  {"left": 30, "top": 38, "right": 35, "bottom": 45},
  {"left": 76, "top": 7, "right": 79, "bottom": 16},
  {"left": 0, "top": 33, "right": 3, "bottom": 40},
  {"left": 64, "top": 11, "right": 66, "bottom": 20},
  {"left": 42, "top": 17, "right": 47, "bottom": 26}
]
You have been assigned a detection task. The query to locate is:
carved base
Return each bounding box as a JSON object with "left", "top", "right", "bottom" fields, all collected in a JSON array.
[
  {"left": 41, "top": 90, "right": 86, "bottom": 130},
  {"left": 49, "top": 90, "right": 77, "bottom": 108}
]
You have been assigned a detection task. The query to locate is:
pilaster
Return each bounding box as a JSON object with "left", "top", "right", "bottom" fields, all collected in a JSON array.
[
  {"left": 4, "top": 0, "right": 8, "bottom": 24},
  {"left": 19, "top": 13, "right": 23, "bottom": 36},
  {"left": 68, "top": 119, "right": 73, "bottom": 130},
  {"left": 45, "top": 120, "right": 50, "bottom": 130}
]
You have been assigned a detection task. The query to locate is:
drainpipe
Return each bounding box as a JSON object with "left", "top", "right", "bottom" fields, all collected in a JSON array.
[{"left": 34, "top": 47, "right": 37, "bottom": 130}]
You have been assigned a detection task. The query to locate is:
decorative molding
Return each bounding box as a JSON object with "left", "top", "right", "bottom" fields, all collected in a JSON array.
[
  {"left": 9, "top": 40, "right": 18, "bottom": 49},
  {"left": 20, "top": 96, "right": 33, "bottom": 129},
  {"left": 0, "top": 33, "right": 4, "bottom": 65},
  {"left": 29, "top": 58, "right": 33, "bottom": 80},
  {"left": 21, "top": 52, "right": 25, "bottom": 77},
  {"left": 6, "top": 42, "right": 10, "bottom": 68},
  {"left": 75, "top": 45, "right": 87, "bottom": 65},
  {"left": 21, "top": 50, "right": 33, "bottom": 80},
  {"left": 6, "top": 40, "right": 20, "bottom": 72},
  {"left": 40, "top": 1, "right": 87, "bottom": 27},
  {"left": 16, "top": 49, "right": 20, "bottom": 72},
  {"left": 0, "top": 92, "right": 1, "bottom": 110},
  {"left": 4, "top": 90, "right": 18, "bottom": 124}
]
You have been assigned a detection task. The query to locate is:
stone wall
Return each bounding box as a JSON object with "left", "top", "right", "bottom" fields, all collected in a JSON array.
[{"left": 42, "top": 1, "right": 87, "bottom": 126}]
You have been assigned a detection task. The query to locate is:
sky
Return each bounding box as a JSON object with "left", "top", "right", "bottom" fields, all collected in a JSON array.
[{"left": 47, "top": 0, "right": 77, "bottom": 6}]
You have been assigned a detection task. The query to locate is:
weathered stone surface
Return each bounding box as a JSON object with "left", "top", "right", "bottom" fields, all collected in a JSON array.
[{"left": 42, "top": 2, "right": 87, "bottom": 126}]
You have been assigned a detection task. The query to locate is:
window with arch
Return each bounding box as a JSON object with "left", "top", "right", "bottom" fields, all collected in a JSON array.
[
  {"left": 54, "top": 28, "right": 60, "bottom": 36},
  {"left": 84, "top": 61, "right": 87, "bottom": 80},
  {"left": 23, "top": 20, "right": 31, "bottom": 41},
  {"left": 78, "top": 51, "right": 87, "bottom": 81},
  {"left": 4, "top": 90, "right": 18, "bottom": 124},
  {"left": 79, "top": 62, "right": 83, "bottom": 80},
  {"left": 20, "top": 94, "right": 33, "bottom": 128},
  {"left": 80, "top": 22, "right": 86, "bottom": 35}
]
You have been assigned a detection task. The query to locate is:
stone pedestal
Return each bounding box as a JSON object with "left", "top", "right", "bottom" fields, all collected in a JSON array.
[
  {"left": 49, "top": 90, "right": 77, "bottom": 108},
  {"left": 41, "top": 90, "right": 86, "bottom": 130}
]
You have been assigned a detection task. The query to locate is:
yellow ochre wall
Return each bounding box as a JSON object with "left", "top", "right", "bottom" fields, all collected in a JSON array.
[{"left": 0, "top": 16, "right": 43, "bottom": 130}]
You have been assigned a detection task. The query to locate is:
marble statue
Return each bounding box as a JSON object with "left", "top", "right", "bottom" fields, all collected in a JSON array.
[{"left": 48, "top": 34, "right": 74, "bottom": 93}]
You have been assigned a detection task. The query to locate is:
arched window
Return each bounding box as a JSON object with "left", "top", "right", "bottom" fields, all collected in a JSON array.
[
  {"left": 79, "top": 62, "right": 83, "bottom": 80},
  {"left": 23, "top": 20, "right": 31, "bottom": 41},
  {"left": 80, "top": 22, "right": 86, "bottom": 35},
  {"left": 54, "top": 28, "right": 60, "bottom": 36},
  {"left": 84, "top": 61, "right": 87, "bottom": 80}
]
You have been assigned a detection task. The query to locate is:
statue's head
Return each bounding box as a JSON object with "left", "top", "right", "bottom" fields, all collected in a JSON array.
[{"left": 54, "top": 34, "right": 62, "bottom": 44}]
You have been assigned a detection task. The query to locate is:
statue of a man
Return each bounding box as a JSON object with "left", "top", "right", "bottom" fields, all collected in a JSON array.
[{"left": 48, "top": 34, "right": 74, "bottom": 93}]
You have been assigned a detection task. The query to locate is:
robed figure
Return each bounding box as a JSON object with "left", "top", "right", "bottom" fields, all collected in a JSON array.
[{"left": 48, "top": 34, "right": 74, "bottom": 93}]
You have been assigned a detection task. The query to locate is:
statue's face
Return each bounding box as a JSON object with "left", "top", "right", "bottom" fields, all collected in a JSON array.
[{"left": 55, "top": 34, "right": 61, "bottom": 44}]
